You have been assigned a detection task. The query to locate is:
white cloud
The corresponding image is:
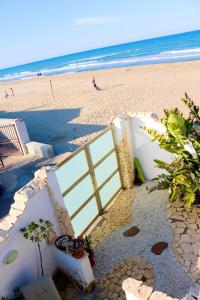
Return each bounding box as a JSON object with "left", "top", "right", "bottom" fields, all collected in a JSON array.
[{"left": 73, "top": 17, "right": 122, "bottom": 26}]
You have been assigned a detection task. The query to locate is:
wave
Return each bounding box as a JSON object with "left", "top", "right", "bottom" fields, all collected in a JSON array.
[
  {"left": 162, "top": 48, "right": 200, "bottom": 55},
  {"left": 1, "top": 47, "right": 200, "bottom": 82},
  {"left": 68, "top": 52, "right": 119, "bottom": 64}
]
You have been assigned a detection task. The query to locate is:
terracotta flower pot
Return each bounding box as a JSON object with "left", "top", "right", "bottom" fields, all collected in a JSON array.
[
  {"left": 68, "top": 239, "right": 85, "bottom": 259},
  {"left": 72, "top": 246, "right": 85, "bottom": 259}
]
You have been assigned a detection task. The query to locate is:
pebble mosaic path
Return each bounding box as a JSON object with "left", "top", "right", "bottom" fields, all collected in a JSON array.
[{"left": 92, "top": 182, "right": 193, "bottom": 299}]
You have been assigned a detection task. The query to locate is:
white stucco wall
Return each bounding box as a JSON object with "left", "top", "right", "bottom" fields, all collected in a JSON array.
[
  {"left": 0, "top": 186, "right": 61, "bottom": 298},
  {"left": 14, "top": 119, "right": 30, "bottom": 154},
  {"left": 0, "top": 168, "right": 95, "bottom": 298},
  {"left": 129, "top": 114, "right": 174, "bottom": 179},
  {"left": 112, "top": 114, "right": 174, "bottom": 180}
]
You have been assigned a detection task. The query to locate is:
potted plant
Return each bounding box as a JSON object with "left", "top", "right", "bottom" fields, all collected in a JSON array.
[
  {"left": 84, "top": 235, "right": 95, "bottom": 267},
  {"left": 67, "top": 239, "right": 85, "bottom": 259},
  {"left": 20, "top": 219, "right": 53, "bottom": 277},
  {"left": 145, "top": 94, "right": 200, "bottom": 208}
]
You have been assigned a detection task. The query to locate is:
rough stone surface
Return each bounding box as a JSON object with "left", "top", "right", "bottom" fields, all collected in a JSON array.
[
  {"left": 54, "top": 202, "right": 74, "bottom": 237},
  {"left": 122, "top": 278, "right": 180, "bottom": 300},
  {"left": 0, "top": 167, "right": 49, "bottom": 239},
  {"left": 93, "top": 182, "right": 193, "bottom": 299},
  {"left": 0, "top": 167, "right": 74, "bottom": 242},
  {"left": 90, "top": 189, "right": 135, "bottom": 247},
  {"left": 168, "top": 201, "right": 200, "bottom": 285},
  {"left": 98, "top": 256, "right": 154, "bottom": 299},
  {"left": 116, "top": 135, "right": 133, "bottom": 189}
]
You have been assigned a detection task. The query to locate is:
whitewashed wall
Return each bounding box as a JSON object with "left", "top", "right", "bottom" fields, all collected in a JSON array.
[
  {"left": 0, "top": 167, "right": 94, "bottom": 298},
  {"left": 0, "top": 171, "right": 61, "bottom": 297},
  {"left": 15, "top": 119, "right": 30, "bottom": 154},
  {"left": 112, "top": 113, "right": 174, "bottom": 180}
]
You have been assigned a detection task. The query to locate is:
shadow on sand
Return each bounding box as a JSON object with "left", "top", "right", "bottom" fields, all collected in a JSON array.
[
  {"left": 0, "top": 107, "right": 106, "bottom": 218},
  {"left": 0, "top": 107, "right": 106, "bottom": 154}
]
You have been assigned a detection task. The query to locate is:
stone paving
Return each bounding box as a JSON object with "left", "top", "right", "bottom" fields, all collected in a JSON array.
[
  {"left": 92, "top": 182, "right": 193, "bottom": 299},
  {"left": 167, "top": 201, "right": 200, "bottom": 284},
  {"left": 98, "top": 256, "right": 155, "bottom": 300},
  {"left": 90, "top": 189, "right": 135, "bottom": 247}
]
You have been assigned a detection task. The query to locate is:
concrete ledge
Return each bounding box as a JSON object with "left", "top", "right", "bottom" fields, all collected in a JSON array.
[{"left": 26, "top": 141, "right": 54, "bottom": 158}]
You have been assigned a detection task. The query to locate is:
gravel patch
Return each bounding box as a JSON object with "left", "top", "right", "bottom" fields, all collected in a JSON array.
[{"left": 93, "top": 181, "right": 193, "bottom": 299}]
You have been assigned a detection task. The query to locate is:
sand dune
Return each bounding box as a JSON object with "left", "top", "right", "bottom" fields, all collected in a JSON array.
[{"left": 1, "top": 60, "right": 200, "bottom": 155}]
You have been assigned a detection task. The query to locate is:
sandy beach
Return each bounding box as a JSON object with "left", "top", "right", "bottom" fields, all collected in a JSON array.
[{"left": 1, "top": 60, "right": 200, "bottom": 155}]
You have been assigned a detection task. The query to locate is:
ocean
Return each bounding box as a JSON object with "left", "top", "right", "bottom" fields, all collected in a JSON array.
[{"left": 1, "top": 30, "right": 200, "bottom": 82}]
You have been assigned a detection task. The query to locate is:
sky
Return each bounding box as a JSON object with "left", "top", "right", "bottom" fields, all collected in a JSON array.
[{"left": 0, "top": 0, "right": 200, "bottom": 69}]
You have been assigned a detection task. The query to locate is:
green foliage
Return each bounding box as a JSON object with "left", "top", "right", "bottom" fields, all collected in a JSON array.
[
  {"left": 20, "top": 219, "right": 53, "bottom": 276},
  {"left": 134, "top": 157, "right": 145, "bottom": 184},
  {"left": 145, "top": 94, "right": 200, "bottom": 208},
  {"left": 20, "top": 219, "right": 53, "bottom": 244},
  {"left": 182, "top": 93, "right": 200, "bottom": 122}
]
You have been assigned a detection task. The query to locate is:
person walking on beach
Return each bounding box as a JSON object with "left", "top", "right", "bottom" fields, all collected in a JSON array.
[
  {"left": 10, "top": 88, "right": 14, "bottom": 96},
  {"left": 92, "top": 77, "right": 101, "bottom": 91}
]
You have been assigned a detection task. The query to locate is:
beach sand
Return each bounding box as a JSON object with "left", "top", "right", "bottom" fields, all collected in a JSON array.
[{"left": 1, "top": 60, "right": 200, "bottom": 155}]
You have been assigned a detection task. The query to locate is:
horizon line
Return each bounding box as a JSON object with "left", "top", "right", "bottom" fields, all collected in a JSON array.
[{"left": 1, "top": 28, "right": 200, "bottom": 71}]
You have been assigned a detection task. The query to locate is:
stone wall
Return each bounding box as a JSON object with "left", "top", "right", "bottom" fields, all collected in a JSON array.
[
  {"left": 54, "top": 202, "right": 74, "bottom": 236},
  {"left": 116, "top": 134, "right": 134, "bottom": 189},
  {"left": 112, "top": 117, "right": 134, "bottom": 189}
]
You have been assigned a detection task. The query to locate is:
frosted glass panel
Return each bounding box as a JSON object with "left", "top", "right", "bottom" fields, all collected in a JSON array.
[
  {"left": 63, "top": 176, "right": 94, "bottom": 217},
  {"left": 89, "top": 130, "right": 114, "bottom": 164},
  {"left": 95, "top": 152, "right": 118, "bottom": 186},
  {"left": 56, "top": 150, "right": 88, "bottom": 193},
  {"left": 99, "top": 172, "right": 121, "bottom": 208},
  {"left": 71, "top": 197, "right": 98, "bottom": 237}
]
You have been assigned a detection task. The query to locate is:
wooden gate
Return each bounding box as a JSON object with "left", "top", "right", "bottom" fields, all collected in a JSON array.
[
  {"left": 0, "top": 124, "right": 23, "bottom": 156},
  {"left": 56, "top": 127, "right": 122, "bottom": 236}
]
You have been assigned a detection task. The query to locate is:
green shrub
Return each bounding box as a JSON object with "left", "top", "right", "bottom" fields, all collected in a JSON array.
[{"left": 145, "top": 94, "right": 200, "bottom": 208}]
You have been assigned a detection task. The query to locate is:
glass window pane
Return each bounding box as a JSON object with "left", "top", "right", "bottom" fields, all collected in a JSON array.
[
  {"left": 71, "top": 197, "right": 99, "bottom": 237},
  {"left": 56, "top": 150, "right": 88, "bottom": 193},
  {"left": 99, "top": 172, "right": 121, "bottom": 208},
  {"left": 94, "top": 152, "right": 118, "bottom": 187},
  {"left": 63, "top": 175, "right": 94, "bottom": 217},
  {"left": 89, "top": 130, "right": 114, "bottom": 164}
]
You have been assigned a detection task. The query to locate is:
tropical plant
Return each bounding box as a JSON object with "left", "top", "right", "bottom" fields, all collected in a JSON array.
[
  {"left": 134, "top": 157, "right": 145, "bottom": 184},
  {"left": 20, "top": 219, "right": 53, "bottom": 276},
  {"left": 145, "top": 94, "right": 200, "bottom": 208}
]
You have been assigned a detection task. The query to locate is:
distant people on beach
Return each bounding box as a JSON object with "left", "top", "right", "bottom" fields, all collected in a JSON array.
[
  {"left": 10, "top": 88, "right": 14, "bottom": 96},
  {"left": 3, "top": 88, "right": 14, "bottom": 98},
  {"left": 4, "top": 91, "right": 8, "bottom": 98},
  {"left": 92, "top": 77, "right": 101, "bottom": 91},
  {"left": 37, "top": 72, "right": 42, "bottom": 77}
]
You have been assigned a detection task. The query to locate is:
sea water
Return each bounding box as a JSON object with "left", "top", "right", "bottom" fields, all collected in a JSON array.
[{"left": 1, "top": 30, "right": 200, "bottom": 82}]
